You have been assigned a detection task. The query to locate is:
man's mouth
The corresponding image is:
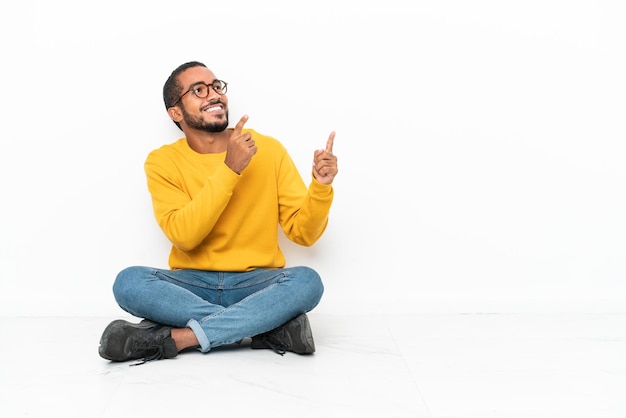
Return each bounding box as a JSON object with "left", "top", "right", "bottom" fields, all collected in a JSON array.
[{"left": 202, "top": 102, "right": 223, "bottom": 113}]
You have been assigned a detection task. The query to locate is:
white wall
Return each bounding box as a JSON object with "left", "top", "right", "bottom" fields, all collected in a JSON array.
[{"left": 1, "top": 0, "right": 624, "bottom": 317}]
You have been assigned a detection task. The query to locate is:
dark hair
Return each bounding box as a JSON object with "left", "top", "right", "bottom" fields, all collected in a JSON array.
[{"left": 163, "top": 61, "right": 207, "bottom": 130}]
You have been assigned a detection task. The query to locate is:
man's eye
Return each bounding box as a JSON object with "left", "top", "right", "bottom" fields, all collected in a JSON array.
[{"left": 193, "top": 86, "right": 207, "bottom": 95}]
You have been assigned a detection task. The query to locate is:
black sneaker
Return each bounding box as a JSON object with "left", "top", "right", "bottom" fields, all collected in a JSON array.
[
  {"left": 250, "top": 313, "right": 316, "bottom": 355},
  {"left": 99, "top": 319, "right": 178, "bottom": 364}
]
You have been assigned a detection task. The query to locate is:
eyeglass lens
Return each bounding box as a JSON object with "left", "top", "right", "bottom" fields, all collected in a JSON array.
[{"left": 194, "top": 81, "right": 226, "bottom": 98}]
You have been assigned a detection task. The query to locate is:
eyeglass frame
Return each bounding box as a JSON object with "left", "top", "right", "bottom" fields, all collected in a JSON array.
[{"left": 171, "top": 79, "right": 228, "bottom": 107}]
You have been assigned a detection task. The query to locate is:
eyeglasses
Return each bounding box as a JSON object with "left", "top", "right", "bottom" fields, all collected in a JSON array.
[{"left": 172, "top": 79, "right": 228, "bottom": 106}]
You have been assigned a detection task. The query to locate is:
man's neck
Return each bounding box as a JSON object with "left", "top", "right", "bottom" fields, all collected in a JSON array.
[{"left": 185, "top": 129, "right": 231, "bottom": 154}]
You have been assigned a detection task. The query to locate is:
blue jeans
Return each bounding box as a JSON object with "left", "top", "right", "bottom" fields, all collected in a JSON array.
[{"left": 112, "top": 266, "right": 324, "bottom": 353}]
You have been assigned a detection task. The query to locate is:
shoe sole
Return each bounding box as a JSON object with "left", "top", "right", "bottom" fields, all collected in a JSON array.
[{"left": 290, "top": 313, "right": 316, "bottom": 354}]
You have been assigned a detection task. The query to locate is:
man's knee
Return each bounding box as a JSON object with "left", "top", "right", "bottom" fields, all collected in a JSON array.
[
  {"left": 112, "top": 266, "right": 149, "bottom": 301},
  {"left": 290, "top": 266, "right": 324, "bottom": 304}
]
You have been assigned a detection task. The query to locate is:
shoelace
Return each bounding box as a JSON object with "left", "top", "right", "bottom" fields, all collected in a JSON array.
[
  {"left": 129, "top": 337, "right": 167, "bottom": 366},
  {"left": 260, "top": 335, "right": 287, "bottom": 356}
]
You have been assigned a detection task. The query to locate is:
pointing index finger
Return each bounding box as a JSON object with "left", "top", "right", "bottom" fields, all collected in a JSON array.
[
  {"left": 233, "top": 114, "right": 249, "bottom": 135},
  {"left": 325, "top": 131, "right": 335, "bottom": 154}
]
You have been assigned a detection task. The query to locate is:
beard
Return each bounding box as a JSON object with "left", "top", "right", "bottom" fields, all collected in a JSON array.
[{"left": 181, "top": 106, "right": 229, "bottom": 133}]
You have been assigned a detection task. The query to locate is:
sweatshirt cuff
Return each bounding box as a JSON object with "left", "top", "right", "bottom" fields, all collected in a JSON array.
[{"left": 310, "top": 176, "right": 333, "bottom": 196}]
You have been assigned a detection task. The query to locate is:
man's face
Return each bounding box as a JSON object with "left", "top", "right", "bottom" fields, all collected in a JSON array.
[{"left": 177, "top": 66, "right": 229, "bottom": 132}]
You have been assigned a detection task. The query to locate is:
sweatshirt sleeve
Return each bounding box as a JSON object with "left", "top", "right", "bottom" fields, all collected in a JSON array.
[
  {"left": 277, "top": 151, "right": 334, "bottom": 247},
  {"left": 145, "top": 152, "right": 240, "bottom": 251}
]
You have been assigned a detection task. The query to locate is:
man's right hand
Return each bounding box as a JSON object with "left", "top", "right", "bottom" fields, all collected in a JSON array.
[{"left": 224, "top": 114, "right": 257, "bottom": 174}]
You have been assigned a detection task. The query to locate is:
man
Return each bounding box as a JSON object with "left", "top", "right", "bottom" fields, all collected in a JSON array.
[{"left": 98, "top": 61, "right": 338, "bottom": 364}]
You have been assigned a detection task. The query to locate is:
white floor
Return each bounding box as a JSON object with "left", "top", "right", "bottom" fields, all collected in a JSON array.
[{"left": 1, "top": 313, "right": 625, "bottom": 418}]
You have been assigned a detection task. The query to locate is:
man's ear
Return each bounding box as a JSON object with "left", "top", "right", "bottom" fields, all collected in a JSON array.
[{"left": 167, "top": 107, "right": 183, "bottom": 123}]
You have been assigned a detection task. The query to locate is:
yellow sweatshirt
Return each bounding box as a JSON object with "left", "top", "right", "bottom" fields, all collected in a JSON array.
[{"left": 144, "top": 128, "right": 334, "bottom": 271}]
